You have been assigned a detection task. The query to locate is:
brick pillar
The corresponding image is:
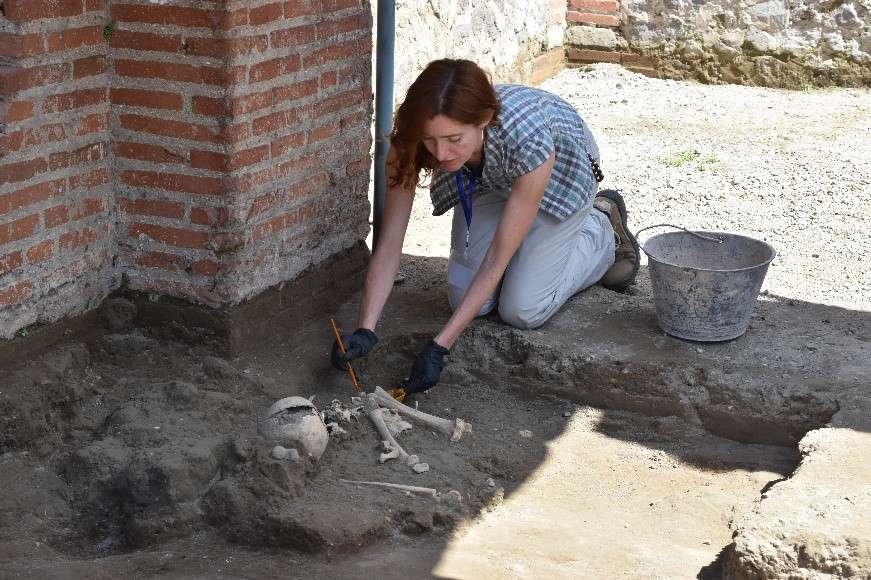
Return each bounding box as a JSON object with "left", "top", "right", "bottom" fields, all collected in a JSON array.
[
  {"left": 1, "top": 0, "right": 373, "bottom": 338},
  {"left": 0, "top": 0, "right": 115, "bottom": 336},
  {"left": 111, "top": 0, "right": 372, "bottom": 307}
]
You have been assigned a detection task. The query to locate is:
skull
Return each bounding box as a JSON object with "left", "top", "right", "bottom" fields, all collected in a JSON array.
[{"left": 257, "top": 396, "right": 329, "bottom": 460}]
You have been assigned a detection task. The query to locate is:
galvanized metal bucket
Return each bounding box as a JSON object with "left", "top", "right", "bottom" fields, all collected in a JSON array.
[{"left": 638, "top": 225, "right": 776, "bottom": 342}]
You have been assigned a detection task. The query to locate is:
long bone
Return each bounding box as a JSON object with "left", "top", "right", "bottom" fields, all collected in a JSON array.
[
  {"left": 365, "top": 394, "right": 419, "bottom": 466},
  {"left": 372, "top": 387, "right": 472, "bottom": 442}
]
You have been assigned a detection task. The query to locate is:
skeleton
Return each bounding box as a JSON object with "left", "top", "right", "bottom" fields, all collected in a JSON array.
[
  {"left": 340, "top": 479, "right": 462, "bottom": 504},
  {"left": 372, "top": 387, "right": 472, "bottom": 442},
  {"left": 257, "top": 396, "right": 329, "bottom": 460},
  {"left": 365, "top": 394, "right": 421, "bottom": 467}
]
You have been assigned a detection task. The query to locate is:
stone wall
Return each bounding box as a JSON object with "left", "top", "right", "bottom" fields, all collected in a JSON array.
[
  {"left": 566, "top": 0, "right": 871, "bottom": 87},
  {"left": 391, "top": 0, "right": 566, "bottom": 103},
  {"left": 0, "top": 0, "right": 373, "bottom": 339}
]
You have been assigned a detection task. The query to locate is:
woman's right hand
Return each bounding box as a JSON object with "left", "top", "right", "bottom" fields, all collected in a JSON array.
[{"left": 330, "top": 328, "right": 379, "bottom": 370}]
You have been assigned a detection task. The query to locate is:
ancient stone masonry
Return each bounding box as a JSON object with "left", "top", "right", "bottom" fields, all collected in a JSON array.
[
  {"left": 0, "top": 0, "right": 373, "bottom": 339},
  {"left": 392, "top": 0, "right": 567, "bottom": 101},
  {"left": 565, "top": 0, "right": 871, "bottom": 87}
]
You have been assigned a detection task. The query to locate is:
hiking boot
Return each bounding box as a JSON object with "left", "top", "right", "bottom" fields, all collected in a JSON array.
[{"left": 594, "top": 189, "right": 640, "bottom": 292}]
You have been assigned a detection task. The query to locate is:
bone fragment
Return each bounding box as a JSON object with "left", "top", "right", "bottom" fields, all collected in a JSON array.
[
  {"left": 366, "top": 396, "right": 418, "bottom": 466},
  {"left": 372, "top": 386, "right": 471, "bottom": 442},
  {"left": 339, "top": 479, "right": 438, "bottom": 498}
]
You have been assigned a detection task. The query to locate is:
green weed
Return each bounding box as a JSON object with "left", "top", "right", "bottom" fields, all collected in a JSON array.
[{"left": 661, "top": 149, "right": 700, "bottom": 167}]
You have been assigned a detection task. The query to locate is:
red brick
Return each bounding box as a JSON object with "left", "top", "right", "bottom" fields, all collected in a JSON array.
[
  {"left": 184, "top": 36, "right": 267, "bottom": 58},
  {"left": 0, "top": 180, "right": 65, "bottom": 216},
  {"left": 570, "top": 0, "right": 619, "bottom": 11},
  {"left": 320, "top": 70, "right": 338, "bottom": 88},
  {"left": 111, "top": 4, "right": 218, "bottom": 28},
  {"left": 270, "top": 132, "right": 305, "bottom": 158},
  {"left": 0, "top": 251, "right": 23, "bottom": 276},
  {"left": 128, "top": 223, "right": 209, "bottom": 249},
  {"left": 69, "top": 168, "right": 109, "bottom": 191},
  {"left": 309, "top": 125, "right": 338, "bottom": 144},
  {"left": 273, "top": 78, "right": 318, "bottom": 105},
  {"left": 45, "top": 205, "right": 70, "bottom": 228},
  {"left": 110, "top": 30, "right": 182, "bottom": 53},
  {"left": 120, "top": 114, "right": 222, "bottom": 143},
  {"left": 252, "top": 109, "right": 300, "bottom": 136},
  {"left": 0, "top": 214, "right": 40, "bottom": 245},
  {"left": 0, "top": 158, "right": 48, "bottom": 187},
  {"left": 4, "top": 101, "right": 34, "bottom": 123},
  {"left": 0, "top": 33, "right": 45, "bottom": 58},
  {"left": 567, "top": 48, "right": 622, "bottom": 63},
  {"left": 220, "top": 123, "right": 252, "bottom": 145},
  {"left": 119, "top": 197, "right": 185, "bottom": 219},
  {"left": 322, "top": 0, "right": 359, "bottom": 10},
  {"left": 76, "top": 113, "right": 108, "bottom": 136},
  {"left": 311, "top": 89, "right": 359, "bottom": 118},
  {"left": 305, "top": 40, "right": 358, "bottom": 67},
  {"left": 59, "top": 227, "right": 97, "bottom": 251},
  {"left": 346, "top": 158, "right": 369, "bottom": 176},
  {"left": 111, "top": 88, "right": 182, "bottom": 111},
  {"left": 85, "top": 0, "right": 105, "bottom": 10},
  {"left": 75, "top": 197, "right": 104, "bottom": 220},
  {"left": 0, "top": 63, "right": 70, "bottom": 94},
  {"left": 566, "top": 11, "right": 620, "bottom": 26},
  {"left": 249, "top": 55, "right": 300, "bottom": 83},
  {"left": 190, "top": 259, "right": 219, "bottom": 276},
  {"left": 316, "top": 14, "right": 369, "bottom": 40},
  {"left": 25, "top": 240, "right": 53, "bottom": 264},
  {"left": 73, "top": 56, "right": 106, "bottom": 79},
  {"left": 249, "top": 2, "right": 283, "bottom": 25},
  {"left": 284, "top": 0, "right": 321, "bottom": 18},
  {"left": 3, "top": 0, "right": 84, "bottom": 23},
  {"left": 48, "top": 143, "right": 105, "bottom": 171},
  {"left": 192, "top": 96, "right": 228, "bottom": 117},
  {"left": 621, "top": 53, "right": 656, "bottom": 67},
  {"left": 121, "top": 170, "right": 224, "bottom": 196},
  {"left": 0, "top": 280, "right": 32, "bottom": 307},
  {"left": 43, "top": 88, "right": 106, "bottom": 114},
  {"left": 271, "top": 25, "right": 316, "bottom": 48},
  {"left": 190, "top": 150, "right": 228, "bottom": 172},
  {"left": 115, "top": 59, "right": 224, "bottom": 86},
  {"left": 46, "top": 26, "right": 103, "bottom": 52},
  {"left": 216, "top": 8, "right": 248, "bottom": 29},
  {"left": 139, "top": 250, "right": 183, "bottom": 271},
  {"left": 229, "top": 91, "right": 273, "bottom": 116},
  {"left": 252, "top": 204, "right": 316, "bottom": 241},
  {"left": 246, "top": 173, "right": 327, "bottom": 218},
  {"left": 115, "top": 142, "right": 185, "bottom": 165},
  {"left": 190, "top": 206, "right": 228, "bottom": 226},
  {"left": 229, "top": 145, "right": 269, "bottom": 170}
]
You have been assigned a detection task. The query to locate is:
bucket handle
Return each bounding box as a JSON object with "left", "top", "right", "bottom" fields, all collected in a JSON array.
[{"left": 635, "top": 224, "right": 724, "bottom": 261}]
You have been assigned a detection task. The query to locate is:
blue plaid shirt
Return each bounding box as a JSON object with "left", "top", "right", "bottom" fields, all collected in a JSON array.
[{"left": 429, "top": 84, "right": 600, "bottom": 221}]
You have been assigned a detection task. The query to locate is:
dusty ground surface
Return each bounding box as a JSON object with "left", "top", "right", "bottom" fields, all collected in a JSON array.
[{"left": 1, "top": 64, "right": 869, "bottom": 579}]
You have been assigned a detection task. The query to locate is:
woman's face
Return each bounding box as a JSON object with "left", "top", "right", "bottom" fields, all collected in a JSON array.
[{"left": 421, "top": 115, "right": 486, "bottom": 172}]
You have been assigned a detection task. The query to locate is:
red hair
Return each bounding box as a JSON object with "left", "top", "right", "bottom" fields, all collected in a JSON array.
[{"left": 389, "top": 59, "right": 501, "bottom": 190}]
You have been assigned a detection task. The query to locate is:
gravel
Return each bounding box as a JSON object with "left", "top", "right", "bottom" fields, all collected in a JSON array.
[{"left": 543, "top": 64, "right": 871, "bottom": 311}]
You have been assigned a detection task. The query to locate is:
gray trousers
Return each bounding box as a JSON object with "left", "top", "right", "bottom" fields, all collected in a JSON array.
[{"left": 447, "top": 191, "right": 615, "bottom": 329}]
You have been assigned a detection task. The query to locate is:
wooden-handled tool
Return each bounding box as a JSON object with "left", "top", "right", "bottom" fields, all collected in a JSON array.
[{"left": 330, "top": 318, "right": 362, "bottom": 395}]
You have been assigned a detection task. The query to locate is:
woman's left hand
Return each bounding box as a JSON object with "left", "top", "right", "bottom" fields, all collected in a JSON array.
[{"left": 401, "top": 339, "right": 451, "bottom": 393}]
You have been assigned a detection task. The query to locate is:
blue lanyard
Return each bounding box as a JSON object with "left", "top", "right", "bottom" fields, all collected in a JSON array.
[{"left": 454, "top": 165, "right": 482, "bottom": 257}]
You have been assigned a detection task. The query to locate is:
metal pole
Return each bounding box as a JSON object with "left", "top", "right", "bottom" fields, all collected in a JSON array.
[{"left": 373, "top": 0, "right": 395, "bottom": 251}]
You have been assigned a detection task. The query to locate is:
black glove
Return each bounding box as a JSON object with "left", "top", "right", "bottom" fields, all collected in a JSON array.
[
  {"left": 331, "top": 328, "right": 378, "bottom": 370},
  {"left": 401, "top": 339, "right": 450, "bottom": 394}
]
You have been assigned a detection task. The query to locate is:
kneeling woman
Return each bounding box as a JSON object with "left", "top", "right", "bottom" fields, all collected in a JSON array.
[{"left": 332, "top": 59, "right": 639, "bottom": 393}]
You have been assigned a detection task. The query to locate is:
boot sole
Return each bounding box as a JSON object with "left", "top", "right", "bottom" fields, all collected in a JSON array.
[{"left": 597, "top": 189, "right": 640, "bottom": 291}]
